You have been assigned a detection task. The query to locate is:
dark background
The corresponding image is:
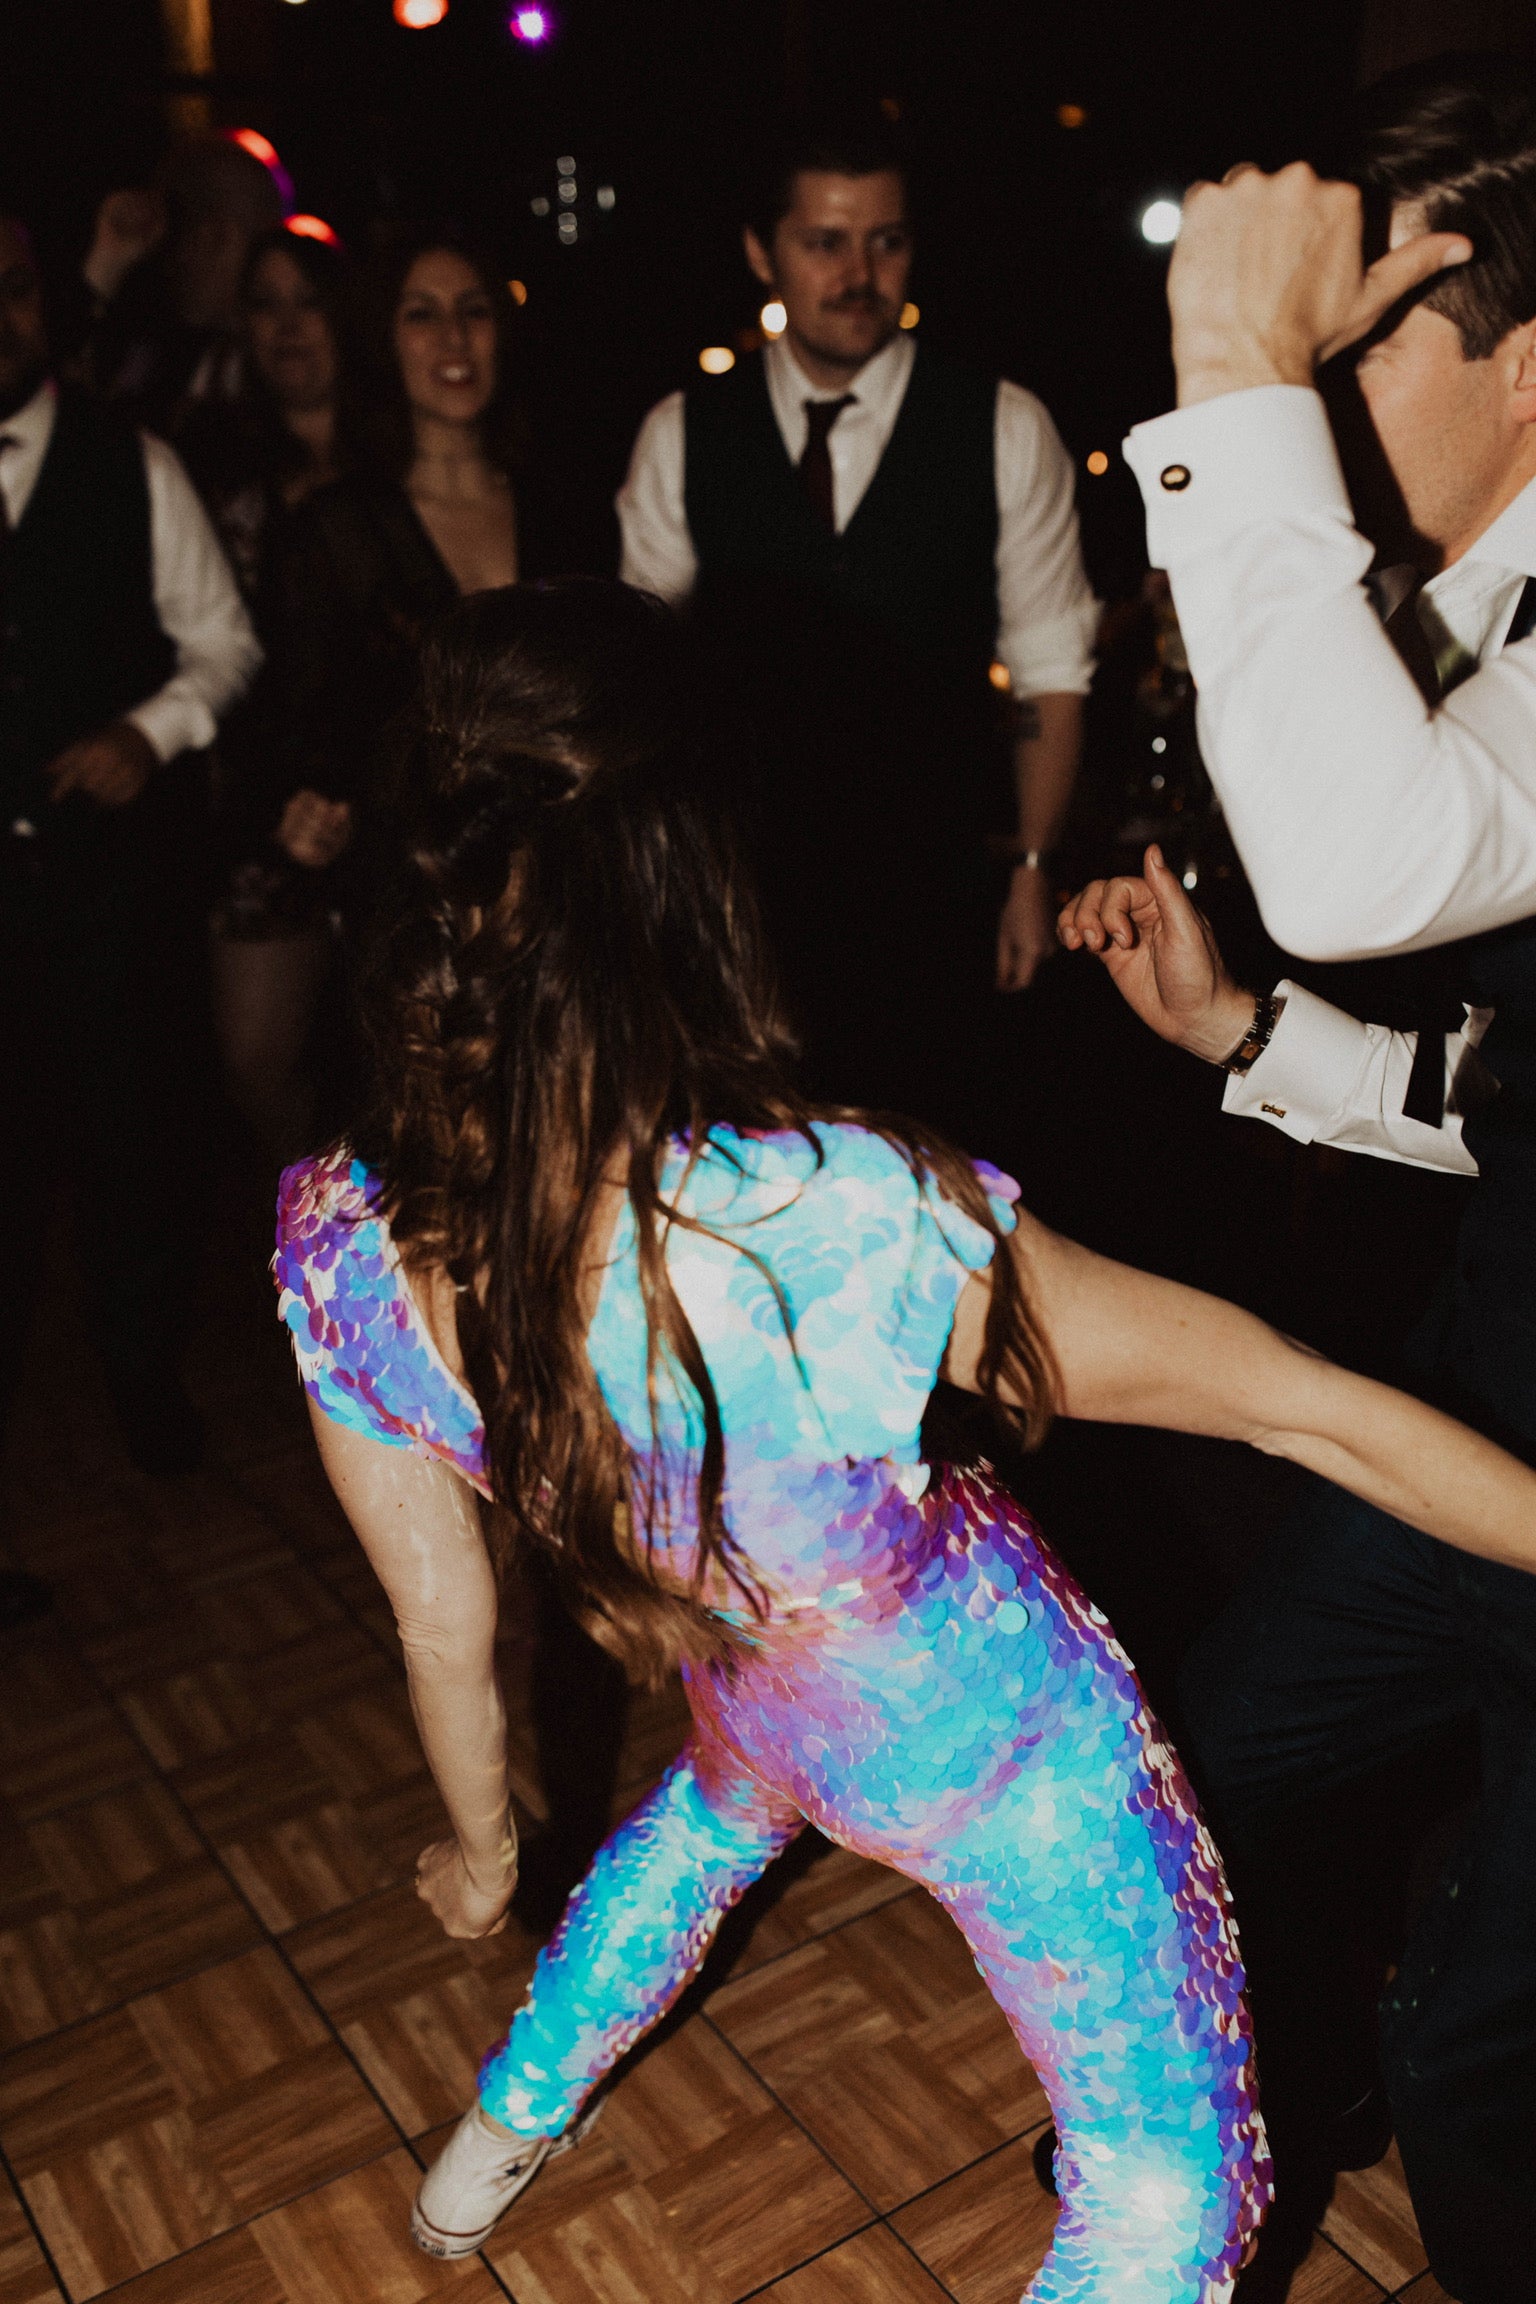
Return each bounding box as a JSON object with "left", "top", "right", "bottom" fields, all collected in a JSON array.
[{"left": 1, "top": 0, "right": 1374, "bottom": 585}]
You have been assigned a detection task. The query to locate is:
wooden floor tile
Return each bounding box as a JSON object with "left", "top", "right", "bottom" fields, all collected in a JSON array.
[
  {"left": 1393, "top": 2277, "right": 1455, "bottom": 2303},
  {"left": 708, "top": 1891, "right": 1046, "bottom": 2210},
  {"left": 287, "top": 1884, "right": 540, "bottom": 2134},
  {"left": 69, "top": 2226, "right": 286, "bottom": 2304},
  {"left": 0, "top": 1949, "right": 397, "bottom": 2296},
  {"left": 1321, "top": 2146, "right": 1428, "bottom": 2292},
  {"left": 117, "top": 1627, "right": 393, "bottom": 1771},
  {"left": 753, "top": 2225, "right": 950, "bottom": 2300},
  {"left": 483, "top": 2014, "right": 871, "bottom": 2302},
  {"left": 0, "top": 1639, "right": 145, "bottom": 1820},
  {"left": 0, "top": 2174, "right": 62, "bottom": 2304},
  {"left": 890, "top": 2137, "right": 1058, "bottom": 2304},
  {"left": 716, "top": 1839, "right": 911, "bottom": 1981},
  {"left": 1281, "top": 2230, "right": 1388, "bottom": 2301},
  {"left": 250, "top": 2149, "right": 503, "bottom": 2302}
]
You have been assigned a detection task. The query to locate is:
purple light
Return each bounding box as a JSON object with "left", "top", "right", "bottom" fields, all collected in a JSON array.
[{"left": 510, "top": 5, "right": 550, "bottom": 40}]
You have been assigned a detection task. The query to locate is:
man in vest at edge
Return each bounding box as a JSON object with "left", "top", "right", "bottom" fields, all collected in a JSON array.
[
  {"left": 1061, "top": 64, "right": 1536, "bottom": 2304},
  {"left": 617, "top": 113, "right": 1096, "bottom": 1143},
  {"left": 0, "top": 214, "right": 259, "bottom": 1575}
]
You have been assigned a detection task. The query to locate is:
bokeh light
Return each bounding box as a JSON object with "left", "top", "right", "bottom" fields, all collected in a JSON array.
[
  {"left": 286, "top": 214, "right": 341, "bottom": 246},
  {"left": 1056, "top": 103, "right": 1088, "bottom": 129},
  {"left": 394, "top": 0, "right": 447, "bottom": 23},
  {"left": 1140, "top": 199, "right": 1182, "bottom": 246},
  {"left": 759, "top": 300, "right": 787, "bottom": 337},
  {"left": 988, "top": 661, "right": 1012, "bottom": 694},
  {"left": 510, "top": 5, "right": 551, "bottom": 40},
  {"left": 898, "top": 302, "right": 920, "bottom": 330},
  {"left": 507, "top": 277, "right": 529, "bottom": 305},
  {"left": 698, "top": 346, "right": 736, "bottom": 376},
  {"left": 224, "top": 129, "right": 295, "bottom": 213},
  {"left": 1085, "top": 449, "right": 1110, "bottom": 475}
]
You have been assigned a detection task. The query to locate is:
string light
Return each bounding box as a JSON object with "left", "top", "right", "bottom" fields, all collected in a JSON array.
[
  {"left": 759, "top": 300, "right": 787, "bottom": 337},
  {"left": 510, "top": 5, "right": 551, "bottom": 40},
  {"left": 224, "top": 129, "right": 295, "bottom": 212},
  {"left": 507, "top": 278, "right": 529, "bottom": 304},
  {"left": 898, "top": 301, "right": 919, "bottom": 330},
  {"left": 1056, "top": 103, "right": 1088, "bottom": 129},
  {"left": 988, "top": 662, "right": 1012, "bottom": 694},
  {"left": 698, "top": 346, "right": 736, "bottom": 375},
  {"left": 1086, "top": 450, "right": 1110, "bottom": 475},
  {"left": 394, "top": 0, "right": 447, "bottom": 24},
  {"left": 286, "top": 214, "right": 341, "bottom": 246}
]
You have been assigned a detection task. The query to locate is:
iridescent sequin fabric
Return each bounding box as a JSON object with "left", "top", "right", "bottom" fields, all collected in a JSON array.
[{"left": 277, "top": 1127, "right": 1270, "bottom": 2300}]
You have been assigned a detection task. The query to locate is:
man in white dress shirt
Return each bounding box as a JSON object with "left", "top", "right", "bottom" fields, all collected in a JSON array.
[
  {"left": 617, "top": 117, "right": 1095, "bottom": 1132},
  {"left": 0, "top": 214, "right": 260, "bottom": 1484},
  {"left": 1061, "top": 69, "right": 1536, "bottom": 2304}
]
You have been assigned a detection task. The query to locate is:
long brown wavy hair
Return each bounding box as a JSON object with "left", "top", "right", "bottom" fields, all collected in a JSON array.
[{"left": 358, "top": 580, "right": 1056, "bottom": 1682}]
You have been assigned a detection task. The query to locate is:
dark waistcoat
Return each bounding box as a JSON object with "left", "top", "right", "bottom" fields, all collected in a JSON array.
[
  {"left": 683, "top": 342, "right": 1003, "bottom": 848},
  {"left": 0, "top": 387, "right": 174, "bottom": 853},
  {"left": 1413, "top": 577, "right": 1536, "bottom": 1454}
]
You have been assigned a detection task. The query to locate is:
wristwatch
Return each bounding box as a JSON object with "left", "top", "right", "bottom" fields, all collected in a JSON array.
[{"left": 1220, "top": 989, "right": 1285, "bottom": 1076}]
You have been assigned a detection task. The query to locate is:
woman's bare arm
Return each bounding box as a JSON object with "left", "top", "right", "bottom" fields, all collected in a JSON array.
[
  {"left": 307, "top": 1401, "right": 517, "bottom": 1935},
  {"left": 945, "top": 1211, "right": 1536, "bottom": 1574}
]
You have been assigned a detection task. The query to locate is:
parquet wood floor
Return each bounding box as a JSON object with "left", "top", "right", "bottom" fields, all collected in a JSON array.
[{"left": 0, "top": 1182, "right": 1444, "bottom": 2302}]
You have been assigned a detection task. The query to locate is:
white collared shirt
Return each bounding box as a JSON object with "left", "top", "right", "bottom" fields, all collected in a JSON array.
[
  {"left": 0, "top": 380, "right": 261, "bottom": 762},
  {"left": 1120, "top": 386, "right": 1536, "bottom": 1178},
  {"left": 1122, "top": 385, "right": 1536, "bottom": 961},
  {"left": 617, "top": 333, "right": 1097, "bottom": 700}
]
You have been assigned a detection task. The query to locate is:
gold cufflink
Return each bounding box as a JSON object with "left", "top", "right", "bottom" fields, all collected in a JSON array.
[
  {"left": 1160, "top": 464, "right": 1192, "bottom": 492},
  {"left": 1261, "top": 1103, "right": 1287, "bottom": 1118}
]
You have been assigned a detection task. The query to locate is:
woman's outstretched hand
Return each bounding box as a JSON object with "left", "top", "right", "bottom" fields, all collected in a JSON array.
[
  {"left": 1056, "top": 843, "right": 1255, "bottom": 1063},
  {"left": 415, "top": 1837, "right": 518, "bottom": 1940}
]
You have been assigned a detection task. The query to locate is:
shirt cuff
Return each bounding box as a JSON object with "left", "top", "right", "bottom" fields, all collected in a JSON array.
[
  {"left": 125, "top": 689, "right": 217, "bottom": 765},
  {"left": 1221, "top": 978, "right": 1371, "bottom": 1143},
  {"left": 1123, "top": 386, "right": 1350, "bottom": 570}
]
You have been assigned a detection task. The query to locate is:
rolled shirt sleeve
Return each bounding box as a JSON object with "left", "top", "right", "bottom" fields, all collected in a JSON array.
[
  {"left": 1123, "top": 386, "right": 1536, "bottom": 962},
  {"left": 1222, "top": 977, "right": 1480, "bottom": 1177},
  {"left": 616, "top": 390, "right": 698, "bottom": 602},
  {"left": 124, "top": 433, "right": 262, "bottom": 764},
  {"left": 994, "top": 382, "right": 1097, "bottom": 698}
]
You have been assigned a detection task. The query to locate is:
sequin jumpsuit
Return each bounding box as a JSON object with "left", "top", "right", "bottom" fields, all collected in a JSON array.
[{"left": 276, "top": 1125, "right": 1270, "bottom": 2301}]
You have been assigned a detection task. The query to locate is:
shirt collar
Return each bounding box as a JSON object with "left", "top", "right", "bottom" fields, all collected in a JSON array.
[
  {"left": 0, "top": 376, "right": 57, "bottom": 455},
  {"left": 765, "top": 328, "right": 914, "bottom": 424}
]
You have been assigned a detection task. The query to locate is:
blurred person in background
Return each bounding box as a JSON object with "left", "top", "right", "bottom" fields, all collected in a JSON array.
[
  {"left": 617, "top": 112, "right": 1096, "bottom": 1142},
  {"left": 70, "top": 135, "right": 286, "bottom": 437},
  {"left": 0, "top": 214, "right": 259, "bottom": 1516},
  {"left": 179, "top": 226, "right": 366, "bottom": 1168}
]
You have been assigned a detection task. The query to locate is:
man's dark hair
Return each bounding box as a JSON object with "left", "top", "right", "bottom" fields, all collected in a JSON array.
[
  {"left": 1355, "top": 54, "right": 1536, "bottom": 359},
  {"left": 746, "top": 111, "right": 909, "bottom": 247}
]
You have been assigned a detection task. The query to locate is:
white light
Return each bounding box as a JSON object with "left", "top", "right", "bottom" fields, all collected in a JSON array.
[
  {"left": 596, "top": 185, "right": 616, "bottom": 210},
  {"left": 558, "top": 179, "right": 577, "bottom": 202},
  {"left": 557, "top": 214, "right": 577, "bottom": 242},
  {"left": 1182, "top": 864, "right": 1199, "bottom": 890},
  {"left": 556, "top": 154, "right": 576, "bottom": 175},
  {"left": 530, "top": 195, "right": 550, "bottom": 216},
  {"left": 699, "top": 345, "right": 736, "bottom": 375},
  {"left": 759, "top": 299, "right": 787, "bottom": 337},
  {"left": 1141, "top": 199, "right": 1182, "bottom": 246},
  {"left": 1151, "top": 736, "right": 1166, "bottom": 754}
]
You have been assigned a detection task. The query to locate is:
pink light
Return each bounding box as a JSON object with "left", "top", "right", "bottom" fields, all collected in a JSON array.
[
  {"left": 286, "top": 214, "right": 341, "bottom": 247},
  {"left": 510, "top": 6, "right": 551, "bottom": 41},
  {"left": 394, "top": 0, "right": 447, "bottom": 24},
  {"left": 224, "top": 128, "right": 295, "bottom": 214}
]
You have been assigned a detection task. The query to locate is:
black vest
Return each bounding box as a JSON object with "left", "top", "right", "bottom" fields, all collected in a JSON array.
[
  {"left": 0, "top": 387, "right": 174, "bottom": 847},
  {"left": 1410, "top": 578, "right": 1536, "bottom": 1455},
  {"left": 683, "top": 342, "right": 1004, "bottom": 854}
]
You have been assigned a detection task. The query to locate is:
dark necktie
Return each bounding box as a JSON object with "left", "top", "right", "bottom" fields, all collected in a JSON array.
[{"left": 799, "top": 395, "right": 855, "bottom": 532}]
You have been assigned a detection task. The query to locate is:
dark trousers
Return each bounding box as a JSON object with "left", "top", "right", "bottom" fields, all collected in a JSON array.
[
  {"left": 0, "top": 874, "right": 209, "bottom": 1413},
  {"left": 1179, "top": 1479, "right": 1536, "bottom": 2303}
]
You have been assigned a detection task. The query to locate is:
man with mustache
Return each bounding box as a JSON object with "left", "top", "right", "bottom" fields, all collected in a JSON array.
[{"left": 617, "top": 115, "right": 1096, "bottom": 1141}]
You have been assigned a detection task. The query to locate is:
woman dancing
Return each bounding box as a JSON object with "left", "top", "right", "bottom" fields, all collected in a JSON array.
[{"left": 276, "top": 581, "right": 1536, "bottom": 2300}]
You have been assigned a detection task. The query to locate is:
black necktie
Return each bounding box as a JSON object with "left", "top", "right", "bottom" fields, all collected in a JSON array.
[{"left": 799, "top": 395, "right": 855, "bottom": 532}]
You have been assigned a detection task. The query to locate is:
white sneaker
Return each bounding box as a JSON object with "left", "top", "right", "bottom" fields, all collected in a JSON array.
[{"left": 411, "top": 2098, "right": 601, "bottom": 2258}]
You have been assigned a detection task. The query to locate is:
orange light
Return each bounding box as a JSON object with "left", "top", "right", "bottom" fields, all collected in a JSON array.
[
  {"left": 1086, "top": 449, "right": 1110, "bottom": 476},
  {"left": 880, "top": 96, "right": 902, "bottom": 123},
  {"left": 898, "top": 301, "right": 919, "bottom": 331},
  {"left": 394, "top": 0, "right": 447, "bottom": 24},
  {"left": 1056, "top": 103, "right": 1088, "bottom": 130},
  {"left": 286, "top": 214, "right": 340, "bottom": 246},
  {"left": 229, "top": 127, "right": 280, "bottom": 169},
  {"left": 988, "top": 661, "right": 1012, "bottom": 694},
  {"left": 698, "top": 346, "right": 736, "bottom": 376},
  {"left": 508, "top": 277, "right": 529, "bottom": 305}
]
